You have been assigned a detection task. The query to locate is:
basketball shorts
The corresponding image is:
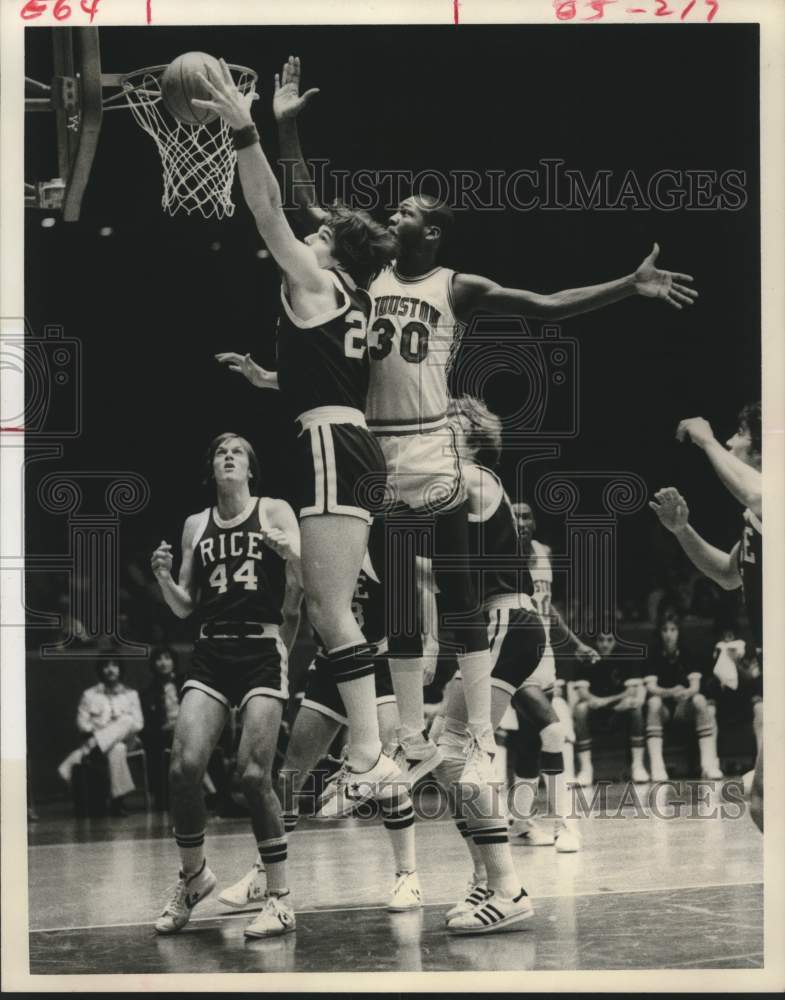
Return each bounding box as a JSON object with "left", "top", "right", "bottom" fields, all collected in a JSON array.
[
  {"left": 487, "top": 603, "right": 547, "bottom": 696},
  {"left": 300, "top": 655, "right": 396, "bottom": 726},
  {"left": 520, "top": 643, "right": 557, "bottom": 694},
  {"left": 296, "top": 408, "right": 387, "bottom": 524},
  {"left": 375, "top": 426, "right": 465, "bottom": 513},
  {"left": 184, "top": 632, "right": 288, "bottom": 710}
]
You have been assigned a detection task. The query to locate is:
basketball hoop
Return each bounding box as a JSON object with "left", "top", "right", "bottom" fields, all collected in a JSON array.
[{"left": 119, "top": 63, "right": 257, "bottom": 219}]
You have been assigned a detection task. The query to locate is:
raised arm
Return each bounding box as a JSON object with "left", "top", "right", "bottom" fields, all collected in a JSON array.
[
  {"left": 274, "top": 55, "right": 329, "bottom": 228},
  {"left": 550, "top": 605, "right": 600, "bottom": 663},
  {"left": 676, "top": 417, "right": 762, "bottom": 517},
  {"left": 151, "top": 516, "right": 202, "bottom": 619},
  {"left": 649, "top": 487, "right": 742, "bottom": 591},
  {"left": 452, "top": 243, "right": 697, "bottom": 323},
  {"left": 193, "top": 60, "right": 329, "bottom": 294}
]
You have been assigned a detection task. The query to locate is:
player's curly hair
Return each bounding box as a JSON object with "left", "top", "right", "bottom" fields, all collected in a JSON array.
[
  {"left": 738, "top": 401, "right": 762, "bottom": 457},
  {"left": 202, "top": 433, "right": 260, "bottom": 491},
  {"left": 447, "top": 394, "right": 503, "bottom": 468},
  {"left": 325, "top": 202, "right": 397, "bottom": 287}
]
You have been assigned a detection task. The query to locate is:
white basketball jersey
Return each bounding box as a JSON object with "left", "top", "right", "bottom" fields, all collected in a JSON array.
[
  {"left": 529, "top": 538, "right": 553, "bottom": 640},
  {"left": 366, "top": 265, "right": 465, "bottom": 433}
]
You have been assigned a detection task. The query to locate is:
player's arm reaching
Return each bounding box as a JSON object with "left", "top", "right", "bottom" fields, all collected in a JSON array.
[
  {"left": 649, "top": 487, "right": 742, "bottom": 591},
  {"left": 193, "top": 60, "right": 335, "bottom": 305},
  {"left": 549, "top": 606, "right": 600, "bottom": 663},
  {"left": 676, "top": 417, "right": 762, "bottom": 518},
  {"left": 215, "top": 352, "right": 280, "bottom": 390},
  {"left": 452, "top": 243, "right": 697, "bottom": 321},
  {"left": 151, "top": 515, "right": 202, "bottom": 619},
  {"left": 273, "top": 55, "right": 328, "bottom": 229}
]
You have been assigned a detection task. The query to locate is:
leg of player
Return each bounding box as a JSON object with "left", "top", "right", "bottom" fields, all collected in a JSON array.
[
  {"left": 154, "top": 689, "right": 227, "bottom": 934},
  {"left": 750, "top": 744, "right": 763, "bottom": 833},
  {"left": 645, "top": 695, "right": 669, "bottom": 781},
  {"left": 432, "top": 504, "right": 496, "bottom": 782},
  {"left": 433, "top": 677, "right": 532, "bottom": 932},
  {"left": 220, "top": 703, "right": 341, "bottom": 910},
  {"left": 508, "top": 703, "right": 553, "bottom": 847},
  {"left": 234, "top": 695, "right": 296, "bottom": 939},
  {"left": 551, "top": 685, "right": 576, "bottom": 784},
  {"left": 300, "top": 515, "right": 396, "bottom": 789},
  {"left": 573, "top": 700, "right": 594, "bottom": 788},
  {"left": 680, "top": 693, "right": 722, "bottom": 780}
]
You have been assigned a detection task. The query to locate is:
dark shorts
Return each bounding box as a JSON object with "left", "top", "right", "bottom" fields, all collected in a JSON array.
[
  {"left": 300, "top": 655, "right": 396, "bottom": 725},
  {"left": 297, "top": 419, "right": 387, "bottom": 524},
  {"left": 184, "top": 635, "right": 289, "bottom": 711},
  {"left": 487, "top": 604, "right": 547, "bottom": 695}
]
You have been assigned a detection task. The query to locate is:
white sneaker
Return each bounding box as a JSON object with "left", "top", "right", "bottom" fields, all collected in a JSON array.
[
  {"left": 389, "top": 730, "right": 442, "bottom": 787},
  {"left": 631, "top": 762, "right": 651, "bottom": 783},
  {"left": 445, "top": 876, "right": 490, "bottom": 920},
  {"left": 154, "top": 861, "right": 216, "bottom": 934},
  {"left": 387, "top": 870, "right": 424, "bottom": 912},
  {"left": 447, "top": 887, "right": 534, "bottom": 935},
  {"left": 458, "top": 729, "right": 496, "bottom": 786},
  {"left": 243, "top": 892, "right": 296, "bottom": 938},
  {"left": 510, "top": 819, "right": 555, "bottom": 847},
  {"left": 317, "top": 750, "right": 402, "bottom": 817},
  {"left": 217, "top": 863, "right": 265, "bottom": 909},
  {"left": 574, "top": 768, "right": 594, "bottom": 788},
  {"left": 554, "top": 822, "right": 581, "bottom": 853}
]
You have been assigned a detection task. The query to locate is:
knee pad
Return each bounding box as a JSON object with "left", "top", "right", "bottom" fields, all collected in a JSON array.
[{"left": 540, "top": 721, "right": 566, "bottom": 755}]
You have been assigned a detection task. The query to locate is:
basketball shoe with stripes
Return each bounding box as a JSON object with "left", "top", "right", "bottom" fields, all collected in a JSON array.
[
  {"left": 154, "top": 860, "right": 217, "bottom": 934},
  {"left": 445, "top": 876, "right": 490, "bottom": 920},
  {"left": 446, "top": 887, "right": 534, "bottom": 935},
  {"left": 243, "top": 892, "right": 296, "bottom": 938}
]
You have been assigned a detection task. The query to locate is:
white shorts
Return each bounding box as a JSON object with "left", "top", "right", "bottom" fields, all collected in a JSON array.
[
  {"left": 520, "top": 646, "right": 556, "bottom": 693},
  {"left": 375, "top": 428, "right": 465, "bottom": 513}
]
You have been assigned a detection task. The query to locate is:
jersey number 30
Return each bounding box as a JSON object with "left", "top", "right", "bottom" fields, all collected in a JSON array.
[{"left": 208, "top": 558, "right": 258, "bottom": 594}]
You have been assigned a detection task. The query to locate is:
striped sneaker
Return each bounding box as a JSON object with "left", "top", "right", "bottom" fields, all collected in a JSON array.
[
  {"left": 387, "top": 870, "right": 424, "bottom": 911},
  {"left": 445, "top": 876, "right": 490, "bottom": 920},
  {"left": 446, "top": 887, "right": 534, "bottom": 935},
  {"left": 154, "top": 861, "right": 216, "bottom": 934},
  {"left": 389, "top": 730, "right": 443, "bottom": 787},
  {"left": 217, "top": 860, "right": 265, "bottom": 909},
  {"left": 243, "top": 892, "right": 296, "bottom": 938},
  {"left": 317, "top": 750, "right": 402, "bottom": 817}
]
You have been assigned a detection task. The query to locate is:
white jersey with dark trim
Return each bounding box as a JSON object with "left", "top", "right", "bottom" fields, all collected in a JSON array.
[
  {"left": 366, "top": 265, "right": 465, "bottom": 434},
  {"left": 529, "top": 538, "right": 553, "bottom": 641}
]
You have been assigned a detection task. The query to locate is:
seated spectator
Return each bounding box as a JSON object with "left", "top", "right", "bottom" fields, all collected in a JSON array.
[
  {"left": 57, "top": 657, "right": 144, "bottom": 815},
  {"left": 572, "top": 632, "right": 648, "bottom": 786},
  {"left": 141, "top": 646, "right": 182, "bottom": 810},
  {"left": 644, "top": 615, "right": 722, "bottom": 781}
]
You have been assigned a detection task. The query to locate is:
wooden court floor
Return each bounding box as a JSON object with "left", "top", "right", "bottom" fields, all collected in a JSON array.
[{"left": 27, "top": 783, "right": 763, "bottom": 975}]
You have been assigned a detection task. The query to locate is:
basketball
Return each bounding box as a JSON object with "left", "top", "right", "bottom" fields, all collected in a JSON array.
[{"left": 160, "top": 51, "right": 223, "bottom": 125}]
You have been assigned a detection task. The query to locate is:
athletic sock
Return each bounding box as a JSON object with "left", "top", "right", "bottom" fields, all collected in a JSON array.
[
  {"left": 381, "top": 793, "right": 417, "bottom": 874},
  {"left": 468, "top": 818, "right": 519, "bottom": 898},
  {"left": 456, "top": 649, "right": 493, "bottom": 735},
  {"left": 257, "top": 836, "right": 288, "bottom": 895},
  {"left": 454, "top": 817, "right": 488, "bottom": 881},
  {"left": 389, "top": 658, "right": 428, "bottom": 737},
  {"left": 282, "top": 811, "right": 299, "bottom": 834},
  {"left": 174, "top": 829, "right": 205, "bottom": 875},
  {"left": 328, "top": 643, "right": 382, "bottom": 767}
]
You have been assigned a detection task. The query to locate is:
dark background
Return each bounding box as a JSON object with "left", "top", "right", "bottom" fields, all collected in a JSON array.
[{"left": 23, "top": 24, "right": 760, "bottom": 792}]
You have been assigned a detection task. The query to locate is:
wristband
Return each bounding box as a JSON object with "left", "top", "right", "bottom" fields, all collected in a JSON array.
[{"left": 232, "top": 124, "right": 260, "bottom": 151}]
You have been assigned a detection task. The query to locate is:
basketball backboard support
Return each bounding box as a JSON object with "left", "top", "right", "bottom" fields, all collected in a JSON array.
[{"left": 25, "top": 27, "right": 103, "bottom": 221}]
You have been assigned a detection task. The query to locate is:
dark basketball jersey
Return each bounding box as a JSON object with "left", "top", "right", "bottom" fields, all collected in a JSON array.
[
  {"left": 276, "top": 269, "right": 372, "bottom": 420},
  {"left": 738, "top": 508, "right": 762, "bottom": 649},
  {"left": 578, "top": 658, "right": 641, "bottom": 697},
  {"left": 468, "top": 465, "right": 534, "bottom": 605},
  {"left": 644, "top": 647, "right": 697, "bottom": 689},
  {"left": 192, "top": 498, "right": 286, "bottom": 625}
]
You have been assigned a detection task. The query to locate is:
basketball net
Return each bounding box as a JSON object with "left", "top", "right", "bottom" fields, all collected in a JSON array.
[{"left": 121, "top": 65, "right": 257, "bottom": 219}]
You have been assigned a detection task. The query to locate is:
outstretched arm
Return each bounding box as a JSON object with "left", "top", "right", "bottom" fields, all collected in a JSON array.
[
  {"left": 649, "top": 487, "right": 742, "bottom": 591},
  {"left": 193, "top": 60, "right": 327, "bottom": 293},
  {"left": 550, "top": 605, "right": 600, "bottom": 663},
  {"left": 274, "top": 55, "right": 328, "bottom": 228},
  {"left": 215, "top": 352, "right": 280, "bottom": 390},
  {"left": 452, "top": 243, "right": 697, "bottom": 323},
  {"left": 676, "top": 417, "right": 762, "bottom": 517},
  {"left": 151, "top": 517, "right": 201, "bottom": 619}
]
